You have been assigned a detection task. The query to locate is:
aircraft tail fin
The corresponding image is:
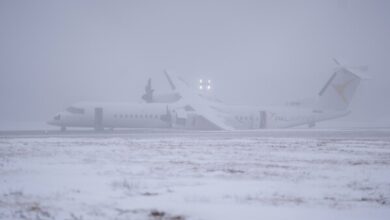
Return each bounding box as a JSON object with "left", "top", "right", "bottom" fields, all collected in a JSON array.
[{"left": 317, "top": 66, "right": 361, "bottom": 111}]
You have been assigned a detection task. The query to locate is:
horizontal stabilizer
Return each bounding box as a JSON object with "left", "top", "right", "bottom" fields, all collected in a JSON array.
[{"left": 317, "top": 67, "right": 361, "bottom": 111}]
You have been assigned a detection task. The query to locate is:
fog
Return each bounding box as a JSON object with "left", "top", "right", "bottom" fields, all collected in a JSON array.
[{"left": 0, "top": 0, "right": 389, "bottom": 129}]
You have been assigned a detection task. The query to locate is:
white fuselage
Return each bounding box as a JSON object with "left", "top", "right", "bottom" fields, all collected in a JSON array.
[
  {"left": 48, "top": 102, "right": 170, "bottom": 129},
  {"left": 207, "top": 103, "right": 349, "bottom": 129},
  {"left": 48, "top": 102, "right": 349, "bottom": 130}
]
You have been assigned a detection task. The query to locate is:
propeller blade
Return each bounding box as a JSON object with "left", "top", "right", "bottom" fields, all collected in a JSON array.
[{"left": 142, "top": 78, "right": 154, "bottom": 102}]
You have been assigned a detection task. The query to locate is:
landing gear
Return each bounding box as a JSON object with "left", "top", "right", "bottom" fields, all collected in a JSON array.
[{"left": 61, "top": 126, "right": 66, "bottom": 132}]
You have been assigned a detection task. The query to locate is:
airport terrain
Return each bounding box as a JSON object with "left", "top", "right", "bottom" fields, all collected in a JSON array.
[{"left": 0, "top": 129, "right": 389, "bottom": 220}]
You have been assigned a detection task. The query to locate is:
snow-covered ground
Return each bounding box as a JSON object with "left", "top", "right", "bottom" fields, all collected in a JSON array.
[{"left": 0, "top": 130, "right": 390, "bottom": 220}]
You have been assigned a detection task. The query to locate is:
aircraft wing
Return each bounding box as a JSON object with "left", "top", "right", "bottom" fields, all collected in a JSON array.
[
  {"left": 167, "top": 72, "right": 234, "bottom": 130},
  {"left": 180, "top": 98, "right": 234, "bottom": 131}
]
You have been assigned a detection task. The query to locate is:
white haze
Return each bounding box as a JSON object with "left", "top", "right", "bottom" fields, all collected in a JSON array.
[{"left": 0, "top": 0, "right": 389, "bottom": 129}]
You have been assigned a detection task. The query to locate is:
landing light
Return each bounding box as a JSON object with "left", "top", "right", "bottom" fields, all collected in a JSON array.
[{"left": 199, "top": 78, "right": 212, "bottom": 91}]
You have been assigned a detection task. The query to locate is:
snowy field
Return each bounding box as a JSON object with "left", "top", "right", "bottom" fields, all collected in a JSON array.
[{"left": 0, "top": 129, "right": 390, "bottom": 220}]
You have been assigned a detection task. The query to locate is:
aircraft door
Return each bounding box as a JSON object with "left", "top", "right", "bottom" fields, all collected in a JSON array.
[
  {"left": 94, "top": 107, "right": 103, "bottom": 131},
  {"left": 259, "top": 111, "right": 267, "bottom": 129}
]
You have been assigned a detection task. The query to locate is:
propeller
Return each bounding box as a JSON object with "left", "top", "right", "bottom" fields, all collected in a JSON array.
[
  {"left": 164, "top": 70, "right": 176, "bottom": 90},
  {"left": 141, "top": 78, "right": 154, "bottom": 103}
]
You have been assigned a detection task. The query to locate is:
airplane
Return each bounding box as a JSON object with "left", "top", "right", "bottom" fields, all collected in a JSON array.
[{"left": 47, "top": 63, "right": 363, "bottom": 131}]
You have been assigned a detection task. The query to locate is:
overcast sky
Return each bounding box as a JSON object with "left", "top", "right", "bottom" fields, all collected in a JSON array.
[{"left": 0, "top": 0, "right": 389, "bottom": 129}]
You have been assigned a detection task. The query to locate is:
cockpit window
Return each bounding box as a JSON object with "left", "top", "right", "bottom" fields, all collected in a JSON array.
[{"left": 66, "top": 106, "right": 85, "bottom": 114}]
